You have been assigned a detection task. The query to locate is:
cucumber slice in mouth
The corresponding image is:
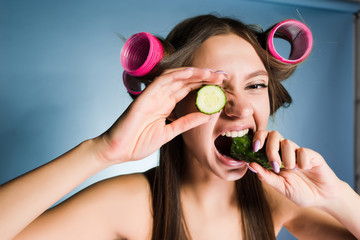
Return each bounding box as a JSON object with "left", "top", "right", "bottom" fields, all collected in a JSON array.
[
  {"left": 215, "top": 130, "right": 253, "bottom": 160},
  {"left": 230, "top": 133, "right": 272, "bottom": 169},
  {"left": 230, "top": 133, "right": 283, "bottom": 170},
  {"left": 215, "top": 131, "right": 283, "bottom": 170},
  {"left": 196, "top": 85, "right": 226, "bottom": 115}
]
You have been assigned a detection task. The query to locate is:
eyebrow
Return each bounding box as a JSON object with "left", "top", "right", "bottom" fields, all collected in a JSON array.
[{"left": 245, "top": 70, "right": 269, "bottom": 80}]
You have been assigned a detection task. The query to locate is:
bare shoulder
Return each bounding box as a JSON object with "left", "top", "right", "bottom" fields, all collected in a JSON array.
[
  {"left": 262, "top": 182, "right": 355, "bottom": 239},
  {"left": 16, "top": 172, "right": 153, "bottom": 240},
  {"left": 87, "top": 172, "right": 154, "bottom": 239}
]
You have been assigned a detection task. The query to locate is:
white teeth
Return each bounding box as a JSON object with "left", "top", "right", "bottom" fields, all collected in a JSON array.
[{"left": 221, "top": 129, "right": 249, "bottom": 138}]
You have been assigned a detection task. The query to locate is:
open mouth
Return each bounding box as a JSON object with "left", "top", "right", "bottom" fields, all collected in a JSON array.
[{"left": 214, "top": 129, "right": 251, "bottom": 159}]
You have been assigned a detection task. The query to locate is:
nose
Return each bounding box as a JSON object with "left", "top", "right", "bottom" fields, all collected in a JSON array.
[{"left": 223, "top": 93, "right": 253, "bottom": 119}]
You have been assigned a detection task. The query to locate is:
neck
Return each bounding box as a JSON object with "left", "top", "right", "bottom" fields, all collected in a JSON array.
[
  {"left": 181, "top": 179, "right": 237, "bottom": 210},
  {"left": 181, "top": 153, "right": 238, "bottom": 210}
]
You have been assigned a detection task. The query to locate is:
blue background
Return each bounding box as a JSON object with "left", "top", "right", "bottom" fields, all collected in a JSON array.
[{"left": 1, "top": 0, "right": 359, "bottom": 239}]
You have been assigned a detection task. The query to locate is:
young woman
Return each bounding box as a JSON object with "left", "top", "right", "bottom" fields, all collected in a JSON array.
[{"left": 1, "top": 14, "right": 359, "bottom": 240}]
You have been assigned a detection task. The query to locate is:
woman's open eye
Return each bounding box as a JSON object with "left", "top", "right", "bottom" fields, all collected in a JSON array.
[{"left": 246, "top": 83, "right": 268, "bottom": 89}]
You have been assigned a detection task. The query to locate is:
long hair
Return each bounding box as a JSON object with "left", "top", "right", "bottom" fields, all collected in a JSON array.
[{"left": 133, "top": 14, "right": 298, "bottom": 239}]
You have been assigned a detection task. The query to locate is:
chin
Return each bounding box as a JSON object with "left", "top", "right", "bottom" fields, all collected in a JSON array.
[{"left": 215, "top": 166, "right": 248, "bottom": 182}]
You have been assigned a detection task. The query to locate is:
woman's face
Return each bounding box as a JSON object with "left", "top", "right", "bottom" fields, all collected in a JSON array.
[{"left": 176, "top": 33, "right": 270, "bottom": 181}]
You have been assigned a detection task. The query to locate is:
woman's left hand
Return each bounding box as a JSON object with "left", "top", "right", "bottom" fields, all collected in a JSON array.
[{"left": 250, "top": 130, "right": 343, "bottom": 208}]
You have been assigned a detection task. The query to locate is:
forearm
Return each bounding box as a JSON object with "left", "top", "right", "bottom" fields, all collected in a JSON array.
[
  {"left": 321, "top": 181, "right": 360, "bottom": 239},
  {"left": 0, "top": 139, "right": 109, "bottom": 240}
]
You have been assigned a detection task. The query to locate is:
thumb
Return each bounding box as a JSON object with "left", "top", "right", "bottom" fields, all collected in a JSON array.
[
  {"left": 250, "top": 162, "right": 287, "bottom": 195},
  {"left": 164, "top": 112, "right": 216, "bottom": 142}
]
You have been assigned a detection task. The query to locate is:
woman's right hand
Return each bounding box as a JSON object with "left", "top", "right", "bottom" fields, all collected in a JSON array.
[
  {"left": 95, "top": 68, "right": 226, "bottom": 165},
  {"left": 2, "top": 68, "right": 228, "bottom": 240}
]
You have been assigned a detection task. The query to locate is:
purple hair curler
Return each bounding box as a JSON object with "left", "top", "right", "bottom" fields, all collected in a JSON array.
[
  {"left": 121, "top": 32, "right": 164, "bottom": 77},
  {"left": 122, "top": 72, "right": 144, "bottom": 96},
  {"left": 267, "top": 19, "right": 313, "bottom": 64}
]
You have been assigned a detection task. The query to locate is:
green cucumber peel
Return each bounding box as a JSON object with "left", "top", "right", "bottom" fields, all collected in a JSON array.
[{"left": 230, "top": 134, "right": 283, "bottom": 170}]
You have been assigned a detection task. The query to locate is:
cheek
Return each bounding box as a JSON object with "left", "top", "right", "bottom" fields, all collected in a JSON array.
[
  {"left": 264, "top": 97, "right": 271, "bottom": 118},
  {"left": 175, "top": 92, "right": 213, "bottom": 154},
  {"left": 181, "top": 116, "right": 217, "bottom": 159},
  {"left": 254, "top": 96, "right": 271, "bottom": 129},
  {"left": 182, "top": 120, "right": 213, "bottom": 148},
  {"left": 181, "top": 127, "right": 206, "bottom": 161}
]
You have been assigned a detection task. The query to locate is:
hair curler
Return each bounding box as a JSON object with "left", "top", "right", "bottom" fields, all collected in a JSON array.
[
  {"left": 122, "top": 72, "right": 144, "bottom": 96},
  {"left": 120, "top": 32, "right": 164, "bottom": 95},
  {"left": 121, "top": 32, "right": 164, "bottom": 77},
  {"left": 267, "top": 19, "right": 313, "bottom": 64}
]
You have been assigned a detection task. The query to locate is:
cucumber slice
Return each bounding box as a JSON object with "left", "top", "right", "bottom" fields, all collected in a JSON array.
[{"left": 196, "top": 85, "right": 226, "bottom": 115}]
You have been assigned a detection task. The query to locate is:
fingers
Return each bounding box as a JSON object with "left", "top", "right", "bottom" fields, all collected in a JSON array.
[
  {"left": 151, "top": 67, "right": 226, "bottom": 103},
  {"left": 130, "top": 68, "right": 226, "bottom": 143},
  {"left": 156, "top": 67, "right": 226, "bottom": 89},
  {"left": 253, "top": 130, "right": 284, "bottom": 173},
  {"left": 265, "top": 131, "right": 284, "bottom": 172},
  {"left": 252, "top": 130, "right": 269, "bottom": 152},
  {"left": 164, "top": 112, "right": 217, "bottom": 142},
  {"left": 252, "top": 130, "right": 321, "bottom": 173},
  {"left": 281, "top": 139, "right": 299, "bottom": 170},
  {"left": 250, "top": 161, "right": 286, "bottom": 194},
  {"left": 252, "top": 147, "right": 327, "bottom": 187},
  {"left": 296, "top": 147, "right": 325, "bottom": 169}
]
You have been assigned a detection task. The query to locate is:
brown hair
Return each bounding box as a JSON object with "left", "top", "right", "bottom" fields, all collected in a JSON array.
[{"left": 131, "top": 14, "right": 299, "bottom": 240}]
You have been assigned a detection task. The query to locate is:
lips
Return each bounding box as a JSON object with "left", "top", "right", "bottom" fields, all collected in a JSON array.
[{"left": 214, "top": 147, "right": 246, "bottom": 167}]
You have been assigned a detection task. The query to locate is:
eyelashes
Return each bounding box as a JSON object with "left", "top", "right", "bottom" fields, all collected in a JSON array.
[
  {"left": 246, "top": 83, "right": 268, "bottom": 90},
  {"left": 220, "top": 83, "right": 268, "bottom": 98}
]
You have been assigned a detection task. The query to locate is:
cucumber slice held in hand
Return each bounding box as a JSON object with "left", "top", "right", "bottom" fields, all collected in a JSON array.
[{"left": 196, "top": 85, "right": 226, "bottom": 115}]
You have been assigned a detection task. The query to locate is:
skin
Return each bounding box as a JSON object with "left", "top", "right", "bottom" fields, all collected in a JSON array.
[{"left": 0, "top": 33, "right": 359, "bottom": 240}]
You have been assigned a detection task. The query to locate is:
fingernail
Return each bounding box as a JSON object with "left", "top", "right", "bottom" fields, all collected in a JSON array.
[
  {"left": 271, "top": 161, "right": 280, "bottom": 173},
  {"left": 247, "top": 164, "right": 258, "bottom": 174},
  {"left": 253, "top": 140, "right": 261, "bottom": 152},
  {"left": 215, "top": 70, "right": 228, "bottom": 80},
  {"left": 184, "top": 67, "right": 194, "bottom": 71},
  {"left": 202, "top": 68, "right": 215, "bottom": 72}
]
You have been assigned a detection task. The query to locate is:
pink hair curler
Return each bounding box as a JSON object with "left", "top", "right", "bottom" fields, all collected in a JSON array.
[
  {"left": 121, "top": 32, "right": 164, "bottom": 77},
  {"left": 267, "top": 19, "right": 313, "bottom": 64}
]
